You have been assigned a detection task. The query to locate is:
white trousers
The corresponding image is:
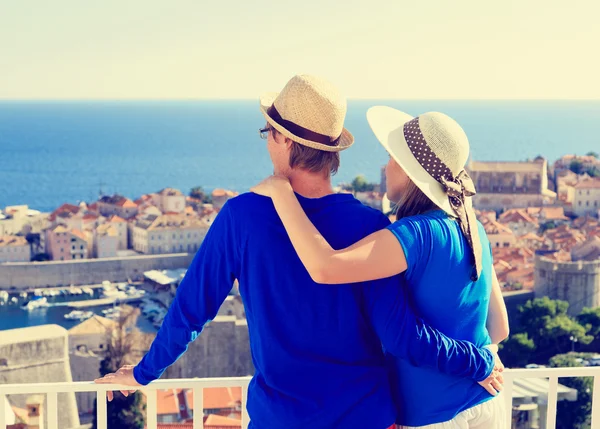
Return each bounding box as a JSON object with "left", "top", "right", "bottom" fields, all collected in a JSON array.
[{"left": 398, "top": 395, "right": 507, "bottom": 429}]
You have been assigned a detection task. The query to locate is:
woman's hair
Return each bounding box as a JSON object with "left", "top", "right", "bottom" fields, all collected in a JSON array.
[{"left": 394, "top": 178, "right": 439, "bottom": 220}]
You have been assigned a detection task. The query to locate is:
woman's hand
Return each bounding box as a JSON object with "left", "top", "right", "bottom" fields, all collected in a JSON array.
[
  {"left": 250, "top": 175, "right": 292, "bottom": 198},
  {"left": 478, "top": 345, "right": 505, "bottom": 396},
  {"left": 94, "top": 364, "right": 141, "bottom": 401}
]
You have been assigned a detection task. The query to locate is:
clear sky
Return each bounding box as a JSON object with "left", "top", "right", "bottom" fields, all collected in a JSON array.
[{"left": 1, "top": 0, "right": 598, "bottom": 100}]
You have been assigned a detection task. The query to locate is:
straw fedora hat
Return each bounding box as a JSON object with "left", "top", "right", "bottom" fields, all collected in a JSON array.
[
  {"left": 259, "top": 75, "right": 354, "bottom": 152},
  {"left": 367, "top": 106, "right": 471, "bottom": 216}
]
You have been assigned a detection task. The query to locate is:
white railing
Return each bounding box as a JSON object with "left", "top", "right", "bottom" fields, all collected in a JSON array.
[
  {"left": 0, "top": 376, "right": 251, "bottom": 429},
  {"left": 503, "top": 367, "right": 600, "bottom": 429},
  {"left": 1, "top": 368, "right": 600, "bottom": 429}
]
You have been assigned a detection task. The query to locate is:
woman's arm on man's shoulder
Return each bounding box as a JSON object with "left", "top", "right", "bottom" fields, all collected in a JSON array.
[{"left": 252, "top": 176, "right": 408, "bottom": 284}]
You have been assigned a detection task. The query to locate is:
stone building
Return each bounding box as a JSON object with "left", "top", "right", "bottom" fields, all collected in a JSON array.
[
  {"left": 97, "top": 194, "right": 138, "bottom": 220},
  {"left": 0, "top": 325, "right": 80, "bottom": 429},
  {"left": 573, "top": 178, "right": 600, "bottom": 217},
  {"left": 165, "top": 295, "right": 252, "bottom": 380},
  {"left": 467, "top": 159, "right": 556, "bottom": 211},
  {"left": 131, "top": 214, "right": 208, "bottom": 255},
  {"left": 152, "top": 188, "right": 187, "bottom": 214},
  {"left": 534, "top": 254, "right": 600, "bottom": 316},
  {"left": 482, "top": 220, "right": 516, "bottom": 249},
  {"left": 0, "top": 236, "right": 31, "bottom": 263}
]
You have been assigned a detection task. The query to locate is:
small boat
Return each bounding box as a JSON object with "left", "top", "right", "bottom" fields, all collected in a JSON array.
[
  {"left": 0, "top": 291, "right": 8, "bottom": 303},
  {"left": 10, "top": 297, "right": 18, "bottom": 304},
  {"left": 20, "top": 292, "right": 28, "bottom": 299},
  {"left": 64, "top": 310, "right": 94, "bottom": 320},
  {"left": 21, "top": 297, "right": 49, "bottom": 311}
]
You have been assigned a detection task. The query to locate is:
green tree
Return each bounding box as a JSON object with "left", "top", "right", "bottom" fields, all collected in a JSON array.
[
  {"left": 92, "top": 306, "right": 147, "bottom": 429},
  {"left": 585, "top": 151, "right": 598, "bottom": 158},
  {"left": 586, "top": 167, "right": 600, "bottom": 178},
  {"left": 31, "top": 253, "right": 50, "bottom": 262},
  {"left": 569, "top": 160, "right": 584, "bottom": 175},
  {"left": 578, "top": 307, "right": 600, "bottom": 337},
  {"left": 350, "top": 175, "right": 376, "bottom": 193},
  {"left": 540, "top": 221, "right": 557, "bottom": 233},
  {"left": 577, "top": 307, "right": 600, "bottom": 352},
  {"left": 190, "top": 186, "right": 206, "bottom": 201},
  {"left": 549, "top": 353, "right": 594, "bottom": 429},
  {"left": 499, "top": 333, "right": 535, "bottom": 367},
  {"left": 518, "top": 298, "right": 593, "bottom": 362}
]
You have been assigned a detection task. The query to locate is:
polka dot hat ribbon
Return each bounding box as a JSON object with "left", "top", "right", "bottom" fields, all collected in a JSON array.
[{"left": 403, "top": 117, "right": 482, "bottom": 281}]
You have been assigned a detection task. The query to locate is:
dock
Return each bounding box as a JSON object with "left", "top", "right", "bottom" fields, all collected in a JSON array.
[{"left": 68, "top": 295, "right": 145, "bottom": 308}]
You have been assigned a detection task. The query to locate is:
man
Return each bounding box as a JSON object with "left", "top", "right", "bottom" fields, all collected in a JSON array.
[{"left": 96, "top": 75, "right": 502, "bottom": 429}]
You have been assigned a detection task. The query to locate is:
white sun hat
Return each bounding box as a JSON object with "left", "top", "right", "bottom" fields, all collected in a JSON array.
[{"left": 367, "top": 106, "right": 482, "bottom": 280}]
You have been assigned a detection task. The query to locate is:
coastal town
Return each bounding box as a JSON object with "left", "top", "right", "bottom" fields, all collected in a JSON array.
[{"left": 1, "top": 152, "right": 600, "bottom": 429}]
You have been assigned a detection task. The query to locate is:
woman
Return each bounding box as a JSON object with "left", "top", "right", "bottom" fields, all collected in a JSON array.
[{"left": 251, "top": 107, "right": 510, "bottom": 429}]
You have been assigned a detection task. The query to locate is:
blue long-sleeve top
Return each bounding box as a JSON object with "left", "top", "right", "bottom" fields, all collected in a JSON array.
[{"left": 134, "top": 193, "right": 495, "bottom": 429}]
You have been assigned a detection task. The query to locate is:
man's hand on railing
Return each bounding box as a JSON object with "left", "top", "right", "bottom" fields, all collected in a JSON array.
[
  {"left": 478, "top": 344, "right": 504, "bottom": 396},
  {"left": 94, "top": 364, "right": 142, "bottom": 401}
]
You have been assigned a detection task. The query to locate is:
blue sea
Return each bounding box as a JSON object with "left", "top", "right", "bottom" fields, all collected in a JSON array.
[{"left": 1, "top": 100, "right": 599, "bottom": 212}]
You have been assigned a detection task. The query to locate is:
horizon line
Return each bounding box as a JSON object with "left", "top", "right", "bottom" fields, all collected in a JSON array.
[{"left": 1, "top": 97, "right": 599, "bottom": 102}]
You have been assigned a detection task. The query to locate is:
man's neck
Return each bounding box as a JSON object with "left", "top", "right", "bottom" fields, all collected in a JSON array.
[{"left": 286, "top": 170, "right": 334, "bottom": 199}]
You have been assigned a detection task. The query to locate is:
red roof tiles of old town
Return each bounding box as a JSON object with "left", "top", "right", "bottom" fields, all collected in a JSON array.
[
  {"left": 574, "top": 178, "right": 600, "bottom": 189},
  {"left": 498, "top": 209, "right": 537, "bottom": 225},
  {"left": 48, "top": 203, "right": 80, "bottom": 221},
  {"left": 70, "top": 228, "right": 88, "bottom": 241},
  {"left": 483, "top": 220, "right": 514, "bottom": 235}
]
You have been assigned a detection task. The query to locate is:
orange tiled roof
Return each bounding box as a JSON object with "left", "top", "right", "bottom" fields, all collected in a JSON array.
[
  {"left": 154, "top": 390, "right": 180, "bottom": 415},
  {"left": 70, "top": 229, "right": 88, "bottom": 241},
  {"left": 575, "top": 178, "right": 600, "bottom": 189},
  {"left": 212, "top": 189, "right": 237, "bottom": 198},
  {"left": 48, "top": 203, "right": 80, "bottom": 221},
  {"left": 51, "top": 225, "right": 69, "bottom": 234},
  {"left": 117, "top": 198, "right": 137, "bottom": 208},
  {"left": 154, "top": 387, "right": 241, "bottom": 415},
  {"left": 83, "top": 214, "right": 99, "bottom": 221},
  {"left": 203, "top": 387, "right": 242, "bottom": 409},
  {"left": 520, "top": 232, "right": 545, "bottom": 242},
  {"left": 0, "top": 236, "right": 28, "bottom": 247},
  {"left": 483, "top": 220, "right": 513, "bottom": 235},
  {"left": 109, "top": 215, "right": 126, "bottom": 223},
  {"left": 204, "top": 414, "right": 241, "bottom": 428},
  {"left": 498, "top": 209, "right": 537, "bottom": 224},
  {"left": 539, "top": 207, "right": 569, "bottom": 221}
]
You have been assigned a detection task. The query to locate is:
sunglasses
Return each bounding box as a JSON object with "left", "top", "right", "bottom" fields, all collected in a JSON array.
[{"left": 258, "top": 125, "right": 275, "bottom": 140}]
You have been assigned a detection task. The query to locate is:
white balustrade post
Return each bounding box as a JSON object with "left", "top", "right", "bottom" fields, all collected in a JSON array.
[
  {"left": 146, "top": 389, "right": 158, "bottom": 429},
  {"left": 47, "top": 392, "right": 58, "bottom": 429},
  {"left": 193, "top": 387, "right": 204, "bottom": 429},
  {"left": 0, "top": 392, "right": 6, "bottom": 429},
  {"left": 96, "top": 390, "right": 107, "bottom": 429},
  {"left": 502, "top": 373, "right": 513, "bottom": 429},
  {"left": 591, "top": 374, "right": 600, "bottom": 428},
  {"left": 546, "top": 377, "right": 559, "bottom": 429},
  {"left": 242, "top": 384, "right": 250, "bottom": 429}
]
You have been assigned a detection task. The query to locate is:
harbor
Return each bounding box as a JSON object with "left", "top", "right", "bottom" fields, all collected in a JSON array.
[{"left": 0, "top": 280, "right": 167, "bottom": 333}]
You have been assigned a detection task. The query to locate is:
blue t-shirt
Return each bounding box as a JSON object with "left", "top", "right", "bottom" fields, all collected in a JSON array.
[
  {"left": 134, "top": 193, "right": 494, "bottom": 429},
  {"left": 386, "top": 210, "right": 494, "bottom": 426}
]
